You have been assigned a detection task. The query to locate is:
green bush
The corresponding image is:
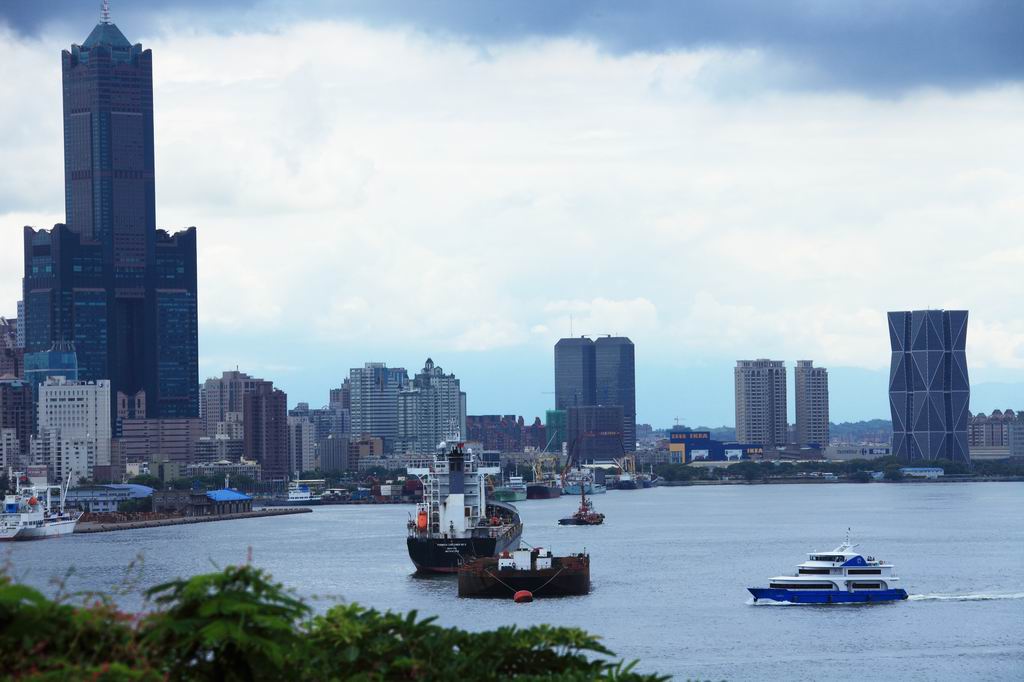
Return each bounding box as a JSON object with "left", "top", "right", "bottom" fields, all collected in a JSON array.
[
  {"left": 883, "top": 465, "right": 904, "bottom": 482},
  {"left": 0, "top": 564, "right": 667, "bottom": 681},
  {"left": 118, "top": 497, "right": 153, "bottom": 513},
  {"left": 653, "top": 464, "right": 697, "bottom": 482}
]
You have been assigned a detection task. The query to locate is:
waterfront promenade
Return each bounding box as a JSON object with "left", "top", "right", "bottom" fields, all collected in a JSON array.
[{"left": 75, "top": 507, "right": 311, "bottom": 534}]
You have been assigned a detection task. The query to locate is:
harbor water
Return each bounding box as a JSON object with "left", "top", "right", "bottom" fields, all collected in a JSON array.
[{"left": 4, "top": 483, "right": 1023, "bottom": 680}]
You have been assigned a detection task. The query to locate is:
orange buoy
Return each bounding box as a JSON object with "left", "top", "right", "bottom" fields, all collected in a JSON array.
[
  {"left": 513, "top": 590, "right": 533, "bottom": 603},
  {"left": 28, "top": 497, "right": 38, "bottom": 506},
  {"left": 416, "top": 510, "right": 428, "bottom": 530}
]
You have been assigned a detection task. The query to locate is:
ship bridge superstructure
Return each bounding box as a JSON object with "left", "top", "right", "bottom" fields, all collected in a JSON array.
[
  {"left": 408, "top": 443, "right": 500, "bottom": 538},
  {"left": 766, "top": 542, "right": 901, "bottom": 593}
]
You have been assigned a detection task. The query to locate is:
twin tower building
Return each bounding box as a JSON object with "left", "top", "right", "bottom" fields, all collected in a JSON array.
[
  {"left": 553, "top": 336, "right": 636, "bottom": 456},
  {"left": 21, "top": 16, "right": 199, "bottom": 424}
]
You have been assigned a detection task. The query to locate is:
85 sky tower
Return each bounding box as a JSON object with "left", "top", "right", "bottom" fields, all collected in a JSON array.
[{"left": 22, "top": 8, "right": 198, "bottom": 422}]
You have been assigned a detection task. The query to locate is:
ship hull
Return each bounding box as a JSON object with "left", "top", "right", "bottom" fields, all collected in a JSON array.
[
  {"left": 563, "top": 482, "right": 607, "bottom": 495},
  {"left": 748, "top": 588, "right": 908, "bottom": 604},
  {"left": 526, "top": 484, "right": 562, "bottom": 499},
  {"left": 492, "top": 488, "right": 527, "bottom": 502},
  {"left": 0, "top": 517, "right": 80, "bottom": 541},
  {"left": 459, "top": 556, "right": 590, "bottom": 598},
  {"left": 558, "top": 517, "right": 604, "bottom": 526},
  {"left": 615, "top": 480, "right": 638, "bottom": 490},
  {"left": 408, "top": 525, "right": 522, "bottom": 574}
]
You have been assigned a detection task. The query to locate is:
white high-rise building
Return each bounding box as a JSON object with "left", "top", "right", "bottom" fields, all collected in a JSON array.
[
  {"left": 287, "top": 415, "right": 315, "bottom": 476},
  {"left": 397, "top": 358, "right": 467, "bottom": 455},
  {"left": 37, "top": 377, "right": 111, "bottom": 466},
  {"left": 0, "top": 428, "right": 20, "bottom": 471},
  {"left": 30, "top": 428, "right": 97, "bottom": 484},
  {"left": 349, "top": 363, "right": 408, "bottom": 453},
  {"left": 734, "top": 359, "right": 788, "bottom": 448},
  {"left": 794, "top": 360, "right": 829, "bottom": 447}
]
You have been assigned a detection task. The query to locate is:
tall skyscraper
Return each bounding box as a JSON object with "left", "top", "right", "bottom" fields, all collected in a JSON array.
[
  {"left": 287, "top": 415, "right": 315, "bottom": 476},
  {"left": 397, "top": 358, "right": 467, "bottom": 454},
  {"left": 33, "top": 377, "right": 113, "bottom": 481},
  {"left": 200, "top": 370, "right": 267, "bottom": 437},
  {"left": 567, "top": 405, "right": 624, "bottom": 462},
  {"left": 794, "top": 360, "right": 829, "bottom": 447},
  {"left": 595, "top": 336, "right": 636, "bottom": 452},
  {"left": 887, "top": 310, "right": 970, "bottom": 463},
  {"left": 243, "top": 382, "right": 289, "bottom": 480},
  {"left": 554, "top": 337, "right": 596, "bottom": 410},
  {"left": 349, "top": 363, "right": 408, "bottom": 453},
  {"left": 734, "top": 359, "right": 788, "bottom": 447},
  {"left": 22, "top": 10, "right": 198, "bottom": 425},
  {"left": 0, "top": 379, "right": 33, "bottom": 465},
  {"left": 153, "top": 228, "right": 199, "bottom": 418}
]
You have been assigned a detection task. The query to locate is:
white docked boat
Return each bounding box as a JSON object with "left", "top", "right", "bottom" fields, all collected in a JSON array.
[
  {"left": 286, "top": 482, "right": 321, "bottom": 503},
  {"left": 0, "top": 473, "right": 82, "bottom": 541},
  {"left": 749, "top": 534, "right": 908, "bottom": 604},
  {"left": 266, "top": 480, "right": 323, "bottom": 506},
  {"left": 562, "top": 470, "right": 607, "bottom": 495}
]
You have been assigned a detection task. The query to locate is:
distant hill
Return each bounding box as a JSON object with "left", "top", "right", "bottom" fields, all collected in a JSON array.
[
  {"left": 829, "top": 419, "right": 892, "bottom": 443},
  {"left": 659, "top": 420, "right": 892, "bottom": 445}
]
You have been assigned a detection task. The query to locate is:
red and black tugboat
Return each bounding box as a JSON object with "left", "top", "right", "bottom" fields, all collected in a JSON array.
[
  {"left": 406, "top": 443, "right": 523, "bottom": 574},
  {"left": 458, "top": 548, "right": 590, "bottom": 598},
  {"left": 558, "top": 477, "right": 605, "bottom": 525}
]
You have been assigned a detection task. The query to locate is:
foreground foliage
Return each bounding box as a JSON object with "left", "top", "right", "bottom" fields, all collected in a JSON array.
[{"left": 0, "top": 564, "right": 667, "bottom": 681}]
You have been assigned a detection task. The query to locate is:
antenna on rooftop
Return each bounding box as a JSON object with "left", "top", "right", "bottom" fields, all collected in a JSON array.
[{"left": 100, "top": 0, "right": 111, "bottom": 24}]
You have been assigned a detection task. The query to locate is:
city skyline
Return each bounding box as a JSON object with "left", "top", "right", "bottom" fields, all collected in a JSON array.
[{"left": 1, "top": 3, "right": 1022, "bottom": 426}]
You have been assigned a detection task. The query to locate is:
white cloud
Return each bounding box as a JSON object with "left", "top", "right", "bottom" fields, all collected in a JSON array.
[
  {"left": 542, "top": 298, "right": 660, "bottom": 342},
  {"left": 968, "top": 320, "right": 1024, "bottom": 370},
  {"left": 1, "top": 19, "right": 1023, "bottom": 403}
]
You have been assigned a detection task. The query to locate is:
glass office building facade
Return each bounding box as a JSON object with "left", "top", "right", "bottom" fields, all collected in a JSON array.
[
  {"left": 888, "top": 310, "right": 970, "bottom": 464},
  {"left": 22, "top": 15, "right": 198, "bottom": 423},
  {"left": 554, "top": 337, "right": 596, "bottom": 410},
  {"left": 595, "top": 336, "right": 636, "bottom": 452},
  {"left": 154, "top": 228, "right": 199, "bottom": 418},
  {"left": 545, "top": 409, "right": 567, "bottom": 454}
]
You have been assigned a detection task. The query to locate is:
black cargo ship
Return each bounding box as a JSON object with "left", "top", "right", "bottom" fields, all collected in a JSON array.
[
  {"left": 458, "top": 549, "right": 590, "bottom": 598},
  {"left": 526, "top": 481, "right": 562, "bottom": 499},
  {"left": 407, "top": 444, "right": 523, "bottom": 574}
]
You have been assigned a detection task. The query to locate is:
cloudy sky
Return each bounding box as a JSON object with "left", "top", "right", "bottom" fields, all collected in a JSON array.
[{"left": 2, "top": 1, "right": 1022, "bottom": 427}]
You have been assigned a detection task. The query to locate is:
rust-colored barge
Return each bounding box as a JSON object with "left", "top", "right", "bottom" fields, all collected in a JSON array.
[{"left": 457, "top": 548, "right": 590, "bottom": 598}]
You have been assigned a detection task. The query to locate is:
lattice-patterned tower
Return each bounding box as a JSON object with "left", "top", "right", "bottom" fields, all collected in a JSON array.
[{"left": 888, "top": 310, "right": 970, "bottom": 463}]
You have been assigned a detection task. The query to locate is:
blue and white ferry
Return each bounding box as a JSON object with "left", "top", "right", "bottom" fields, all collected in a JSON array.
[{"left": 748, "top": 539, "right": 908, "bottom": 604}]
